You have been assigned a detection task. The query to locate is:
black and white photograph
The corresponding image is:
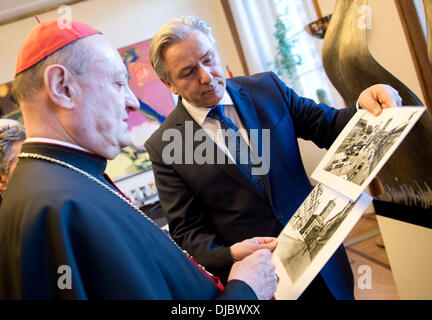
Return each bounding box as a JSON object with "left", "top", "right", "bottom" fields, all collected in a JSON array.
[
  {"left": 311, "top": 107, "right": 426, "bottom": 200},
  {"left": 272, "top": 184, "right": 372, "bottom": 300}
]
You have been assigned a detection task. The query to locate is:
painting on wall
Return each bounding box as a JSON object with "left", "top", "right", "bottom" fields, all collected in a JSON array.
[{"left": 106, "top": 38, "right": 176, "bottom": 180}]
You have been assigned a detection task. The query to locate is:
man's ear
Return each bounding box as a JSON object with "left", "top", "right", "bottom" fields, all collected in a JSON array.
[
  {"left": 160, "top": 78, "right": 179, "bottom": 95},
  {"left": 44, "top": 64, "right": 76, "bottom": 109}
]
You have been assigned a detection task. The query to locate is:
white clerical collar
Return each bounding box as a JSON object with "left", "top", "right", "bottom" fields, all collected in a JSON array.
[
  {"left": 182, "top": 90, "right": 233, "bottom": 126},
  {"left": 24, "top": 137, "right": 90, "bottom": 153}
]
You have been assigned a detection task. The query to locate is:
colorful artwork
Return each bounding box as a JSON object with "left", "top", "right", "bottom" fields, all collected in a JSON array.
[{"left": 106, "top": 39, "right": 176, "bottom": 180}]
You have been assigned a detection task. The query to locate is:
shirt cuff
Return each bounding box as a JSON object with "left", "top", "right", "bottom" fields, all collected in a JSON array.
[{"left": 356, "top": 100, "right": 362, "bottom": 110}]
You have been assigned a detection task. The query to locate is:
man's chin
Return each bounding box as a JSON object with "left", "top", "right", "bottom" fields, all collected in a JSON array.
[
  {"left": 120, "top": 136, "right": 131, "bottom": 148},
  {"left": 202, "top": 83, "right": 225, "bottom": 105},
  {"left": 105, "top": 141, "right": 129, "bottom": 160},
  {"left": 104, "top": 147, "right": 121, "bottom": 160},
  {"left": 119, "top": 142, "right": 131, "bottom": 152},
  {"left": 203, "top": 94, "right": 224, "bottom": 108}
]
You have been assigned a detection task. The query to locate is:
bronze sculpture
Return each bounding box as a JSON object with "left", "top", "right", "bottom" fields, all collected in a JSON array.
[{"left": 424, "top": 0, "right": 432, "bottom": 66}]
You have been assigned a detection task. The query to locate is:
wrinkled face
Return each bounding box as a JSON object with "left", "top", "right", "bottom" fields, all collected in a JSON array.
[
  {"left": 70, "top": 36, "right": 139, "bottom": 159},
  {"left": 162, "top": 30, "right": 226, "bottom": 108}
]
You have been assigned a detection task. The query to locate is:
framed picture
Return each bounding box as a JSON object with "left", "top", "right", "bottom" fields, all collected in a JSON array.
[{"left": 106, "top": 39, "right": 176, "bottom": 180}]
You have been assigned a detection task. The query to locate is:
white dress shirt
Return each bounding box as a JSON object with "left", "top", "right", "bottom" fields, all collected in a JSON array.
[{"left": 182, "top": 90, "right": 251, "bottom": 162}]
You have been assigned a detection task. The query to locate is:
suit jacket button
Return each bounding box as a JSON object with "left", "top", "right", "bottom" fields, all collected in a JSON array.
[{"left": 276, "top": 212, "right": 283, "bottom": 220}]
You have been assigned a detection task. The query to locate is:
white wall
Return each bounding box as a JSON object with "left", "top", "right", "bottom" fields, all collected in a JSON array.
[
  {"left": 367, "top": 0, "right": 425, "bottom": 104},
  {"left": 317, "top": 0, "right": 337, "bottom": 17}
]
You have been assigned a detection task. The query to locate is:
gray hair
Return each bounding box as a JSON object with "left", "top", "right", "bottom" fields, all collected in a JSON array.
[
  {"left": 0, "top": 125, "right": 26, "bottom": 175},
  {"left": 12, "top": 37, "right": 93, "bottom": 104},
  {"left": 150, "top": 16, "right": 216, "bottom": 82}
]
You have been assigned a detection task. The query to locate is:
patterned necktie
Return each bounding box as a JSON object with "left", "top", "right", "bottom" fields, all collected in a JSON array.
[{"left": 207, "top": 105, "right": 266, "bottom": 196}]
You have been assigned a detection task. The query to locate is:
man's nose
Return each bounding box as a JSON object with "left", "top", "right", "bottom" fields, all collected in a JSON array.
[
  {"left": 199, "top": 65, "right": 213, "bottom": 85},
  {"left": 126, "top": 86, "right": 140, "bottom": 112}
]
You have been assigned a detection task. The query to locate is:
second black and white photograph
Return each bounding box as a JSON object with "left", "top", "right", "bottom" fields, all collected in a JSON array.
[{"left": 272, "top": 184, "right": 372, "bottom": 300}]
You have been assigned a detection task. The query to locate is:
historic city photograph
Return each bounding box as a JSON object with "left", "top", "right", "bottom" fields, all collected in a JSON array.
[
  {"left": 275, "top": 185, "right": 358, "bottom": 283},
  {"left": 311, "top": 108, "right": 425, "bottom": 200},
  {"left": 324, "top": 111, "right": 420, "bottom": 185}
]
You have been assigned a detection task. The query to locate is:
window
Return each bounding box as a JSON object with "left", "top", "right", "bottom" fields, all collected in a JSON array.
[{"left": 229, "top": 0, "right": 345, "bottom": 108}]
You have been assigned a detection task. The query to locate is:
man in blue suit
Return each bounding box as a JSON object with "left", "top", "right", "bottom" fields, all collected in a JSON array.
[{"left": 145, "top": 16, "right": 402, "bottom": 299}]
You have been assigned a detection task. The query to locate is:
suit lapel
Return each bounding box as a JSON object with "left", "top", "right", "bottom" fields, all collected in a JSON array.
[{"left": 175, "top": 98, "right": 268, "bottom": 201}]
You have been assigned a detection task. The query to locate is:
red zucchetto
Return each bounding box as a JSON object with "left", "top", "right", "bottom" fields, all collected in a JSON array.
[{"left": 14, "top": 20, "right": 101, "bottom": 77}]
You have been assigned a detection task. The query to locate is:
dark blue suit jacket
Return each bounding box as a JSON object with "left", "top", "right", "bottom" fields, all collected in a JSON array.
[{"left": 145, "top": 72, "right": 357, "bottom": 299}]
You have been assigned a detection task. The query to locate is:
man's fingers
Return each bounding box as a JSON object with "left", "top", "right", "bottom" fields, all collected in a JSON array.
[
  {"left": 261, "top": 237, "right": 277, "bottom": 243},
  {"left": 363, "top": 94, "right": 383, "bottom": 116},
  {"left": 253, "top": 237, "right": 278, "bottom": 251},
  {"left": 252, "top": 247, "right": 272, "bottom": 257},
  {"left": 359, "top": 84, "right": 402, "bottom": 116},
  {"left": 228, "top": 248, "right": 277, "bottom": 300},
  {"left": 262, "top": 239, "right": 278, "bottom": 251},
  {"left": 253, "top": 236, "right": 277, "bottom": 244}
]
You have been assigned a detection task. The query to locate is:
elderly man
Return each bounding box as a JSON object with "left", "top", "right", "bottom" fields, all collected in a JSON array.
[
  {"left": 0, "top": 20, "right": 278, "bottom": 300},
  {"left": 145, "top": 16, "right": 402, "bottom": 299},
  {"left": 0, "top": 120, "right": 25, "bottom": 202}
]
